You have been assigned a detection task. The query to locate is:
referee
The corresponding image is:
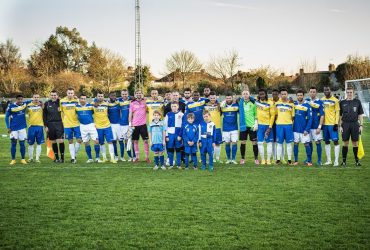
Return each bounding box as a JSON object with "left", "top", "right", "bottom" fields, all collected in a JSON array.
[
  {"left": 339, "top": 86, "right": 364, "bottom": 167},
  {"left": 43, "top": 90, "right": 65, "bottom": 163}
]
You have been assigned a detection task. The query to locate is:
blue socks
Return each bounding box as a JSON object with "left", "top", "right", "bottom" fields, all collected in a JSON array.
[
  {"left": 225, "top": 144, "right": 231, "bottom": 160},
  {"left": 19, "top": 141, "right": 25, "bottom": 159},
  {"left": 316, "top": 142, "right": 322, "bottom": 162},
  {"left": 11, "top": 140, "right": 17, "bottom": 159},
  {"left": 85, "top": 145, "right": 92, "bottom": 159},
  {"left": 94, "top": 144, "right": 100, "bottom": 158},
  {"left": 294, "top": 144, "right": 299, "bottom": 162},
  {"left": 232, "top": 144, "right": 237, "bottom": 160},
  {"left": 154, "top": 155, "right": 159, "bottom": 165},
  {"left": 305, "top": 143, "right": 312, "bottom": 163},
  {"left": 112, "top": 141, "right": 118, "bottom": 157},
  {"left": 176, "top": 151, "right": 181, "bottom": 166},
  {"left": 160, "top": 155, "right": 164, "bottom": 166},
  {"left": 192, "top": 153, "right": 198, "bottom": 167},
  {"left": 119, "top": 141, "right": 124, "bottom": 158}
]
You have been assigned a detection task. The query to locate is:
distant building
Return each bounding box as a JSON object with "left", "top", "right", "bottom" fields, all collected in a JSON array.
[{"left": 154, "top": 69, "right": 223, "bottom": 89}]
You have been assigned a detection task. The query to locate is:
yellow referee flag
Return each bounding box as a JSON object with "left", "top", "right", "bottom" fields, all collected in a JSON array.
[{"left": 358, "top": 136, "right": 365, "bottom": 160}]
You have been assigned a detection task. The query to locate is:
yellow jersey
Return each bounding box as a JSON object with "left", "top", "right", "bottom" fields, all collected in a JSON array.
[
  {"left": 255, "top": 99, "right": 275, "bottom": 127},
  {"left": 26, "top": 101, "right": 44, "bottom": 126},
  {"left": 204, "top": 103, "right": 221, "bottom": 128},
  {"left": 92, "top": 101, "right": 111, "bottom": 129},
  {"left": 321, "top": 96, "right": 340, "bottom": 125},
  {"left": 60, "top": 97, "right": 79, "bottom": 128},
  {"left": 275, "top": 101, "right": 295, "bottom": 125},
  {"left": 146, "top": 97, "right": 164, "bottom": 122}
]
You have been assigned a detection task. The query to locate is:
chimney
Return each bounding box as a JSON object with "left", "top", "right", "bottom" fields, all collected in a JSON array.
[
  {"left": 299, "top": 68, "right": 304, "bottom": 75},
  {"left": 280, "top": 72, "right": 285, "bottom": 77},
  {"left": 328, "top": 63, "right": 335, "bottom": 72}
]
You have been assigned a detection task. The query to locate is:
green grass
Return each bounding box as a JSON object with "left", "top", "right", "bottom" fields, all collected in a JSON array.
[{"left": 0, "top": 117, "right": 369, "bottom": 249}]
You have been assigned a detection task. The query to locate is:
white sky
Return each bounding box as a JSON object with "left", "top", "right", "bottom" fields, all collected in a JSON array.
[{"left": 1, "top": 0, "right": 369, "bottom": 77}]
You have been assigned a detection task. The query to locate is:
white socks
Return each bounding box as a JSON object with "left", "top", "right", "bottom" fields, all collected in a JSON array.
[
  {"left": 75, "top": 142, "right": 81, "bottom": 155},
  {"left": 272, "top": 142, "right": 276, "bottom": 160},
  {"left": 108, "top": 143, "right": 115, "bottom": 160},
  {"left": 101, "top": 144, "right": 106, "bottom": 159},
  {"left": 334, "top": 144, "right": 340, "bottom": 163},
  {"left": 267, "top": 142, "right": 273, "bottom": 161},
  {"left": 69, "top": 143, "right": 76, "bottom": 160},
  {"left": 214, "top": 145, "right": 221, "bottom": 159},
  {"left": 28, "top": 145, "right": 34, "bottom": 160},
  {"left": 286, "top": 143, "right": 292, "bottom": 161},
  {"left": 325, "top": 144, "right": 331, "bottom": 162},
  {"left": 258, "top": 142, "right": 265, "bottom": 161},
  {"left": 277, "top": 144, "right": 283, "bottom": 160},
  {"left": 36, "top": 145, "right": 41, "bottom": 160}
]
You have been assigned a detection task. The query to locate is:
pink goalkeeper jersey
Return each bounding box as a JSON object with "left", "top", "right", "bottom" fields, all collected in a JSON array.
[{"left": 130, "top": 99, "right": 147, "bottom": 126}]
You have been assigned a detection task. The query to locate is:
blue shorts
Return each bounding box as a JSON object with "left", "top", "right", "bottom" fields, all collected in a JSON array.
[
  {"left": 214, "top": 128, "right": 223, "bottom": 145},
  {"left": 28, "top": 126, "right": 45, "bottom": 145},
  {"left": 166, "top": 134, "right": 182, "bottom": 149},
  {"left": 323, "top": 125, "right": 339, "bottom": 142},
  {"left": 184, "top": 144, "right": 198, "bottom": 154},
  {"left": 257, "top": 124, "right": 274, "bottom": 143},
  {"left": 64, "top": 126, "right": 81, "bottom": 140},
  {"left": 276, "top": 124, "right": 294, "bottom": 144},
  {"left": 97, "top": 127, "right": 114, "bottom": 144},
  {"left": 151, "top": 143, "right": 164, "bottom": 153}
]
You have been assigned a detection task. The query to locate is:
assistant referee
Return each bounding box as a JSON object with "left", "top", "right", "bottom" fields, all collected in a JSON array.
[
  {"left": 43, "top": 90, "right": 65, "bottom": 163},
  {"left": 339, "top": 86, "right": 364, "bottom": 167}
]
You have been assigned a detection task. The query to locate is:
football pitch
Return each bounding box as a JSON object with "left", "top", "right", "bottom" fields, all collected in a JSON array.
[{"left": 0, "top": 117, "right": 369, "bottom": 249}]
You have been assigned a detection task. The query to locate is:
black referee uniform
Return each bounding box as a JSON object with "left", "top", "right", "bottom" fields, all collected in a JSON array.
[
  {"left": 339, "top": 98, "right": 364, "bottom": 165},
  {"left": 43, "top": 99, "right": 65, "bottom": 162}
]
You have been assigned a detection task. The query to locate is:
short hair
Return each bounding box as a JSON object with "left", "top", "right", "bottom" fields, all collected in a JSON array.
[
  {"left": 187, "top": 113, "right": 195, "bottom": 119},
  {"left": 80, "top": 94, "right": 87, "bottom": 98},
  {"left": 204, "top": 87, "right": 210, "bottom": 90},
  {"left": 309, "top": 86, "right": 317, "bottom": 91},
  {"left": 153, "top": 110, "right": 162, "bottom": 116},
  {"left": 323, "top": 85, "right": 331, "bottom": 89},
  {"left": 209, "top": 91, "right": 216, "bottom": 96},
  {"left": 135, "top": 89, "right": 143, "bottom": 93},
  {"left": 67, "top": 87, "right": 74, "bottom": 91},
  {"left": 193, "top": 91, "right": 200, "bottom": 95},
  {"left": 203, "top": 110, "right": 211, "bottom": 116},
  {"left": 258, "top": 88, "right": 267, "bottom": 95},
  {"left": 280, "top": 88, "right": 288, "bottom": 93},
  {"left": 51, "top": 90, "right": 57, "bottom": 94},
  {"left": 121, "top": 89, "right": 128, "bottom": 92},
  {"left": 225, "top": 91, "right": 233, "bottom": 97},
  {"left": 184, "top": 88, "right": 191, "bottom": 92},
  {"left": 97, "top": 91, "right": 104, "bottom": 95},
  {"left": 296, "top": 89, "right": 305, "bottom": 95},
  {"left": 16, "top": 94, "right": 23, "bottom": 98},
  {"left": 33, "top": 93, "right": 40, "bottom": 96},
  {"left": 346, "top": 86, "right": 354, "bottom": 91},
  {"left": 171, "top": 101, "right": 179, "bottom": 106},
  {"left": 151, "top": 89, "right": 158, "bottom": 93},
  {"left": 272, "top": 89, "right": 279, "bottom": 93}
]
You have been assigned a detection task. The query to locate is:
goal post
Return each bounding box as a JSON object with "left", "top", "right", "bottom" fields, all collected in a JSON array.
[{"left": 345, "top": 78, "right": 370, "bottom": 121}]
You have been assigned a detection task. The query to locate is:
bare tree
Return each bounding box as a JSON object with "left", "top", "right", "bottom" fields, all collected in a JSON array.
[
  {"left": 298, "top": 58, "right": 320, "bottom": 90},
  {"left": 165, "top": 50, "right": 202, "bottom": 90},
  {"left": 207, "top": 49, "right": 242, "bottom": 89}
]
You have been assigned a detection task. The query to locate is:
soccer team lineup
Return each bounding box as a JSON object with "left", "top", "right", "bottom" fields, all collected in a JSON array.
[{"left": 5, "top": 85, "right": 364, "bottom": 171}]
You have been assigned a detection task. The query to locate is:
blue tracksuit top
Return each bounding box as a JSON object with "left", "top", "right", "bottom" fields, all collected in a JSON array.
[
  {"left": 5, "top": 101, "right": 30, "bottom": 131},
  {"left": 198, "top": 121, "right": 217, "bottom": 143},
  {"left": 185, "top": 98, "right": 207, "bottom": 125},
  {"left": 305, "top": 97, "right": 324, "bottom": 129},
  {"left": 293, "top": 101, "right": 313, "bottom": 133},
  {"left": 182, "top": 123, "right": 199, "bottom": 144}
]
